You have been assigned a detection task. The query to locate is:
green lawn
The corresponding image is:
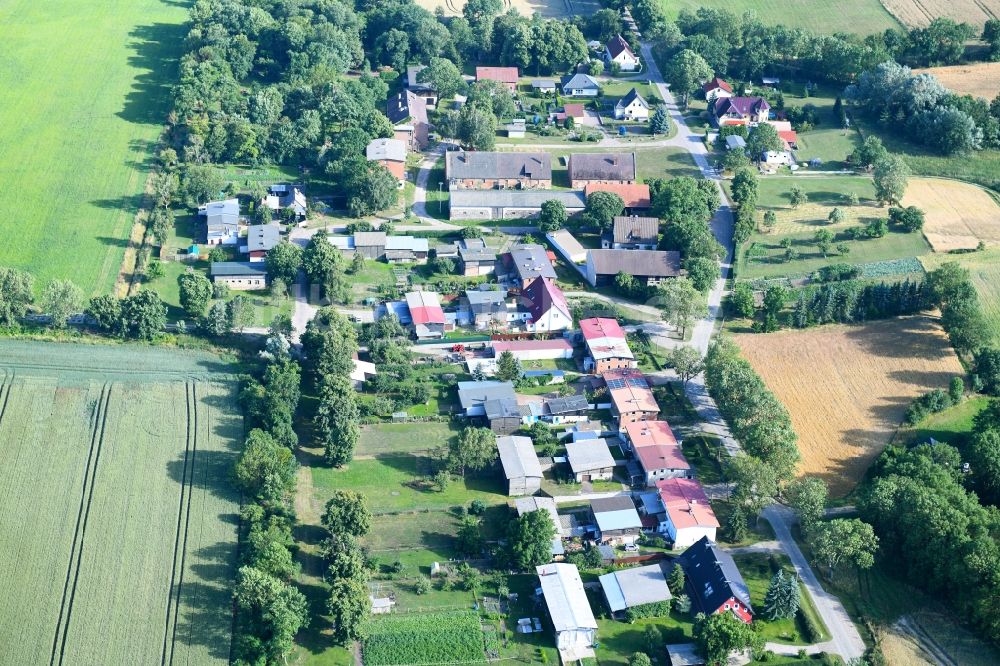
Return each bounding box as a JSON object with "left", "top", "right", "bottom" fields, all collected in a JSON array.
[
  {"left": 424, "top": 156, "right": 448, "bottom": 220},
  {"left": 636, "top": 146, "right": 701, "bottom": 181},
  {"left": 357, "top": 421, "right": 461, "bottom": 457},
  {"left": 740, "top": 229, "right": 930, "bottom": 280},
  {"left": 732, "top": 553, "right": 827, "bottom": 645},
  {"left": 595, "top": 614, "right": 696, "bottom": 666},
  {"left": 0, "top": 0, "right": 189, "bottom": 297},
  {"left": 681, "top": 435, "right": 727, "bottom": 485},
  {"left": 710, "top": 500, "right": 776, "bottom": 547},
  {"left": 659, "top": 0, "right": 900, "bottom": 34},
  {"left": 752, "top": 176, "right": 877, "bottom": 209},
  {"left": 922, "top": 247, "right": 1000, "bottom": 346},
  {"left": 898, "top": 396, "right": 990, "bottom": 450}
]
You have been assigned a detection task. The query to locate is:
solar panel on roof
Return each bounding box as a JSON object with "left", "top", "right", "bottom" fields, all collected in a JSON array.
[
  {"left": 627, "top": 377, "right": 649, "bottom": 388},
  {"left": 606, "top": 378, "right": 626, "bottom": 389}
]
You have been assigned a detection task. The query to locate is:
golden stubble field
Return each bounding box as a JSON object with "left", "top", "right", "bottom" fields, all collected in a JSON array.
[
  {"left": 902, "top": 177, "right": 1000, "bottom": 252},
  {"left": 733, "top": 317, "right": 963, "bottom": 496},
  {"left": 914, "top": 62, "right": 1000, "bottom": 100},
  {"left": 880, "top": 0, "right": 1000, "bottom": 27}
]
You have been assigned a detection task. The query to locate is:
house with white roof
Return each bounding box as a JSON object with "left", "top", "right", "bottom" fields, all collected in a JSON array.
[
  {"left": 497, "top": 435, "right": 543, "bottom": 496},
  {"left": 590, "top": 495, "right": 642, "bottom": 546},
  {"left": 599, "top": 563, "right": 672, "bottom": 618},
  {"left": 536, "top": 563, "right": 598, "bottom": 662},
  {"left": 579, "top": 318, "right": 636, "bottom": 374}
]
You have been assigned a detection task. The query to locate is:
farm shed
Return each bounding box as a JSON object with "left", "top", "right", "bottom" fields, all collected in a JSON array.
[
  {"left": 565, "top": 439, "right": 616, "bottom": 482},
  {"left": 568, "top": 152, "right": 637, "bottom": 188},
  {"left": 210, "top": 262, "right": 267, "bottom": 290},
  {"left": 546, "top": 229, "right": 588, "bottom": 264},
  {"left": 536, "top": 563, "right": 598, "bottom": 661},
  {"left": 599, "top": 563, "right": 672, "bottom": 617},
  {"left": 449, "top": 189, "right": 585, "bottom": 221},
  {"left": 497, "top": 435, "right": 543, "bottom": 496},
  {"left": 590, "top": 495, "right": 642, "bottom": 545},
  {"left": 584, "top": 249, "right": 681, "bottom": 288},
  {"left": 542, "top": 395, "right": 589, "bottom": 424}
]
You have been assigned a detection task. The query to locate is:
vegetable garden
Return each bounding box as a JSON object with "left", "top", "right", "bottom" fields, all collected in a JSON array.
[{"left": 362, "top": 610, "right": 496, "bottom": 666}]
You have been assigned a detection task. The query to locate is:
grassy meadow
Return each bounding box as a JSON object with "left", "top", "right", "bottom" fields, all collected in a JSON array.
[
  {"left": 659, "top": 0, "right": 901, "bottom": 34},
  {"left": 0, "top": 340, "right": 241, "bottom": 665},
  {"left": 0, "top": 0, "right": 188, "bottom": 296}
]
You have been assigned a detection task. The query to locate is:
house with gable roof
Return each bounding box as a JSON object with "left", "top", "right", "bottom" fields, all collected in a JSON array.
[
  {"left": 656, "top": 477, "right": 719, "bottom": 548},
  {"left": 605, "top": 34, "right": 640, "bottom": 71},
  {"left": 497, "top": 435, "right": 543, "bottom": 496},
  {"left": 702, "top": 77, "right": 733, "bottom": 103},
  {"left": 445, "top": 151, "right": 552, "bottom": 190},
  {"left": 676, "top": 536, "right": 754, "bottom": 623},
  {"left": 518, "top": 277, "right": 571, "bottom": 333},
  {"left": 614, "top": 88, "right": 650, "bottom": 121},
  {"left": 388, "top": 90, "right": 429, "bottom": 150},
  {"left": 712, "top": 96, "right": 771, "bottom": 127}
]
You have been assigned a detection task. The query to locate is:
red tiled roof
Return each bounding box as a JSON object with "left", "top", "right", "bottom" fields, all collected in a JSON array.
[
  {"left": 476, "top": 67, "right": 519, "bottom": 84},
  {"left": 579, "top": 317, "right": 626, "bottom": 342},
  {"left": 563, "top": 103, "right": 585, "bottom": 118},
  {"left": 603, "top": 370, "right": 658, "bottom": 414},
  {"left": 625, "top": 421, "right": 690, "bottom": 472},
  {"left": 405, "top": 291, "right": 445, "bottom": 325},
  {"left": 585, "top": 183, "right": 651, "bottom": 209},
  {"left": 702, "top": 77, "right": 732, "bottom": 93},
  {"left": 657, "top": 478, "right": 719, "bottom": 530},
  {"left": 779, "top": 130, "right": 798, "bottom": 145}
]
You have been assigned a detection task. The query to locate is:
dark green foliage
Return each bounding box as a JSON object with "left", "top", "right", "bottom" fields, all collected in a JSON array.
[
  {"left": 0, "top": 267, "right": 34, "bottom": 326},
  {"left": 178, "top": 272, "right": 212, "bottom": 318},
  {"left": 975, "top": 348, "right": 1000, "bottom": 396},
  {"left": 322, "top": 490, "right": 372, "bottom": 539},
  {"left": 315, "top": 376, "right": 361, "bottom": 466},
  {"left": 585, "top": 191, "right": 626, "bottom": 231},
  {"left": 506, "top": 509, "right": 557, "bottom": 570},
  {"left": 888, "top": 206, "right": 925, "bottom": 232},
  {"left": 233, "top": 566, "right": 309, "bottom": 665},
  {"left": 538, "top": 199, "right": 568, "bottom": 233},
  {"left": 235, "top": 429, "right": 298, "bottom": 503},
  {"left": 927, "top": 262, "right": 990, "bottom": 354},
  {"left": 813, "top": 264, "right": 862, "bottom": 283},
  {"left": 790, "top": 279, "right": 928, "bottom": 329},
  {"left": 763, "top": 570, "right": 800, "bottom": 620},
  {"left": 625, "top": 601, "right": 673, "bottom": 622}
]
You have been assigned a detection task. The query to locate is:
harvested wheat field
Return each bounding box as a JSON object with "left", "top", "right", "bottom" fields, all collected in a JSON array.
[
  {"left": 880, "top": 0, "right": 1000, "bottom": 27},
  {"left": 733, "top": 317, "right": 963, "bottom": 496},
  {"left": 914, "top": 62, "right": 1000, "bottom": 100},
  {"left": 902, "top": 177, "right": 1000, "bottom": 252}
]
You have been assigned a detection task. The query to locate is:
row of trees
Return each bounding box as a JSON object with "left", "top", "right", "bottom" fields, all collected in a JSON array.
[
  {"left": 788, "top": 279, "right": 928, "bottom": 329},
  {"left": 847, "top": 61, "right": 1000, "bottom": 155},
  {"left": 232, "top": 332, "right": 309, "bottom": 664},
  {"left": 321, "top": 490, "right": 374, "bottom": 645},
  {"left": 0, "top": 267, "right": 87, "bottom": 330}
]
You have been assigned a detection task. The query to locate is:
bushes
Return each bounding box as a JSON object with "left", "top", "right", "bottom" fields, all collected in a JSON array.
[
  {"left": 813, "top": 263, "right": 861, "bottom": 283},
  {"left": 625, "top": 601, "right": 674, "bottom": 622}
]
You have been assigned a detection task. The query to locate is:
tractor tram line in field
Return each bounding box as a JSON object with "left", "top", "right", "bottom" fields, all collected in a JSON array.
[
  {"left": 0, "top": 371, "right": 14, "bottom": 429},
  {"left": 162, "top": 382, "right": 199, "bottom": 666},
  {"left": 50, "top": 383, "right": 113, "bottom": 666}
]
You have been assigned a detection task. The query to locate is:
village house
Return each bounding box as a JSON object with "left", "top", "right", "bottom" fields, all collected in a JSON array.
[
  {"left": 565, "top": 438, "right": 616, "bottom": 482},
  {"left": 623, "top": 420, "right": 691, "bottom": 485},
  {"left": 200, "top": 198, "right": 241, "bottom": 246},
  {"left": 590, "top": 496, "right": 643, "bottom": 546},
  {"left": 702, "top": 77, "right": 733, "bottom": 103},
  {"left": 365, "top": 137, "right": 407, "bottom": 185},
  {"left": 445, "top": 151, "right": 552, "bottom": 190},
  {"left": 552, "top": 103, "right": 586, "bottom": 125},
  {"left": 580, "top": 317, "right": 636, "bottom": 374},
  {"left": 261, "top": 184, "right": 307, "bottom": 220},
  {"left": 456, "top": 380, "right": 525, "bottom": 434},
  {"left": 676, "top": 536, "right": 754, "bottom": 623},
  {"left": 328, "top": 232, "right": 428, "bottom": 263},
  {"left": 614, "top": 88, "right": 650, "bottom": 121},
  {"left": 546, "top": 228, "right": 588, "bottom": 264},
  {"left": 448, "top": 189, "right": 585, "bottom": 221},
  {"left": 350, "top": 358, "right": 377, "bottom": 390},
  {"left": 599, "top": 563, "right": 673, "bottom": 618},
  {"left": 568, "top": 153, "right": 637, "bottom": 188},
  {"left": 561, "top": 72, "right": 601, "bottom": 97},
  {"left": 531, "top": 79, "right": 557, "bottom": 94},
  {"left": 656, "top": 477, "right": 719, "bottom": 549},
  {"left": 497, "top": 435, "right": 543, "bottom": 496},
  {"left": 405, "top": 65, "right": 438, "bottom": 107},
  {"left": 405, "top": 290, "right": 445, "bottom": 339},
  {"left": 605, "top": 34, "right": 640, "bottom": 71},
  {"left": 476, "top": 66, "right": 519, "bottom": 93},
  {"left": 604, "top": 370, "right": 658, "bottom": 426},
  {"left": 584, "top": 183, "right": 652, "bottom": 213},
  {"left": 518, "top": 277, "right": 572, "bottom": 333},
  {"left": 536, "top": 563, "right": 599, "bottom": 661},
  {"left": 602, "top": 216, "right": 659, "bottom": 250},
  {"left": 503, "top": 244, "right": 557, "bottom": 288},
  {"left": 456, "top": 238, "right": 497, "bottom": 276},
  {"left": 712, "top": 96, "right": 770, "bottom": 127},
  {"left": 542, "top": 394, "right": 589, "bottom": 424},
  {"left": 245, "top": 224, "right": 280, "bottom": 262},
  {"left": 210, "top": 262, "right": 267, "bottom": 290},
  {"left": 387, "top": 90, "right": 429, "bottom": 150},
  {"left": 516, "top": 496, "right": 565, "bottom": 557},
  {"left": 584, "top": 248, "right": 682, "bottom": 288},
  {"left": 465, "top": 285, "right": 509, "bottom": 330}
]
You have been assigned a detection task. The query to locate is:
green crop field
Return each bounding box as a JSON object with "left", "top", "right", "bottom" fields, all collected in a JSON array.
[
  {"left": 363, "top": 610, "right": 495, "bottom": 666},
  {"left": 0, "top": 0, "right": 187, "bottom": 296},
  {"left": 0, "top": 340, "right": 241, "bottom": 665},
  {"left": 660, "top": 0, "right": 901, "bottom": 34}
]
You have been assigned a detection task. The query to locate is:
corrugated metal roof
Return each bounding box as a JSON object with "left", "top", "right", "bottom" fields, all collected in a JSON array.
[
  {"left": 497, "top": 436, "right": 543, "bottom": 480},
  {"left": 565, "top": 439, "right": 615, "bottom": 473},
  {"left": 536, "top": 564, "right": 598, "bottom": 632},
  {"left": 599, "top": 563, "right": 672, "bottom": 612}
]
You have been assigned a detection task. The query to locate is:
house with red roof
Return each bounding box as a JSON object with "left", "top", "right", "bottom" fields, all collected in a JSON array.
[
  {"left": 712, "top": 96, "right": 770, "bottom": 127},
  {"left": 579, "top": 318, "right": 636, "bottom": 374},
  {"left": 655, "top": 477, "right": 719, "bottom": 549},
  {"left": 623, "top": 421, "right": 691, "bottom": 486},
  {"left": 603, "top": 370, "right": 658, "bottom": 427},
  {"left": 476, "top": 66, "right": 519, "bottom": 93},
  {"left": 518, "top": 277, "right": 572, "bottom": 333},
  {"left": 779, "top": 130, "right": 799, "bottom": 150},
  {"left": 405, "top": 290, "right": 445, "bottom": 339},
  {"left": 584, "top": 183, "right": 651, "bottom": 212},
  {"left": 702, "top": 77, "right": 733, "bottom": 103}
]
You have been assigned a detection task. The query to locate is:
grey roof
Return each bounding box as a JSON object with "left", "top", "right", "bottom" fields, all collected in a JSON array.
[
  {"left": 532, "top": 79, "right": 557, "bottom": 89},
  {"left": 569, "top": 153, "right": 637, "bottom": 182},
  {"left": 387, "top": 90, "right": 428, "bottom": 125},
  {"left": 366, "top": 138, "right": 407, "bottom": 162},
  {"left": 612, "top": 216, "right": 659, "bottom": 245},
  {"left": 446, "top": 151, "right": 551, "bottom": 181},
  {"left": 536, "top": 564, "right": 599, "bottom": 632},
  {"left": 676, "top": 536, "right": 753, "bottom": 615},
  {"left": 459, "top": 241, "right": 497, "bottom": 264},
  {"left": 210, "top": 262, "right": 267, "bottom": 278},
  {"left": 591, "top": 496, "right": 642, "bottom": 533},
  {"left": 354, "top": 231, "right": 387, "bottom": 247},
  {"left": 545, "top": 394, "right": 589, "bottom": 415},
  {"left": 588, "top": 249, "right": 682, "bottom": 277},
  {"left": 515, "top": 496, "right": 565, "bottom": 544},
  {"left": 599, "top": 563, "right": 672, "bottom": 613},
  {"left": 247, "top": 224, "right": 281, "bottom": 253},
  {"left": 616, "top": 88, "right": 648, "bottom": 109},
  {"left": 509, "top": 244, "right": 557, "bottom": 281},
  {"left": 466, "top": 286, "right": 506, "bottom": 311},
  {"left": 561, "top": 73, "right": 601, "bottom": 91},
  {"left": 200, "top": 199, "right": 240, "bottom": 237},
  {"left": 457, "top": 380, "right": 516, "bottom": 411},
  {"left": 406, "top": 64, "right": 434, "bottom": 90},
  {"left": 485, "top": 397, "right": 527, "bottom": 420},
  {"left": 725, "top": 135, "right": 747, "bottom": 150},
  {"left": 449, "top": 189, "right": 586, "bottom": 210},
  {"left": 497, "top": 436, "right": 543, "bottom": 480},
  {"left": 565, "top": 439, "right": 615, "bottom": 473}
]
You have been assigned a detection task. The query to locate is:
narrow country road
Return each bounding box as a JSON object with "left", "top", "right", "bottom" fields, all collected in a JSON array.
[{"left": 763, "top": 505, "right": 866, "bottom": 661}]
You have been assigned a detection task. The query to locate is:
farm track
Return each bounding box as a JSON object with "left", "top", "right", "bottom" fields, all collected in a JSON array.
[
  {"left": 0, "top": 371, "right": 13, "bottom": 429},
  {"left": 161, "top": 382, "right": 198, "bottom": 666},
  {"left": 50, "top": 383, "right": 113, "bottom": 666}
]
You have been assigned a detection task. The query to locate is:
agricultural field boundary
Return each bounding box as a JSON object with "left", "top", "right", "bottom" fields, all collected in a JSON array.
[{"left": 50, "top": 383, "right": 112, "bottom": 666}]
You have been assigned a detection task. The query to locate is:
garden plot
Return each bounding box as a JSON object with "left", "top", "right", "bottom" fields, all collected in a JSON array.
[{"left": 363, "top": 610, "right": 497, "bottom": 666}]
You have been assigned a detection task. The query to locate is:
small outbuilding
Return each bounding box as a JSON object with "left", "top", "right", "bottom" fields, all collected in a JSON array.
[
  {"left": 497, "top": 435, "right": 544, "bottom": 496},
  {"left": 565, "top": 439, "right": 616, "bottom": 482},
  {"left": 599, "top": 562, "right": 672, "bottom": 617}
]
